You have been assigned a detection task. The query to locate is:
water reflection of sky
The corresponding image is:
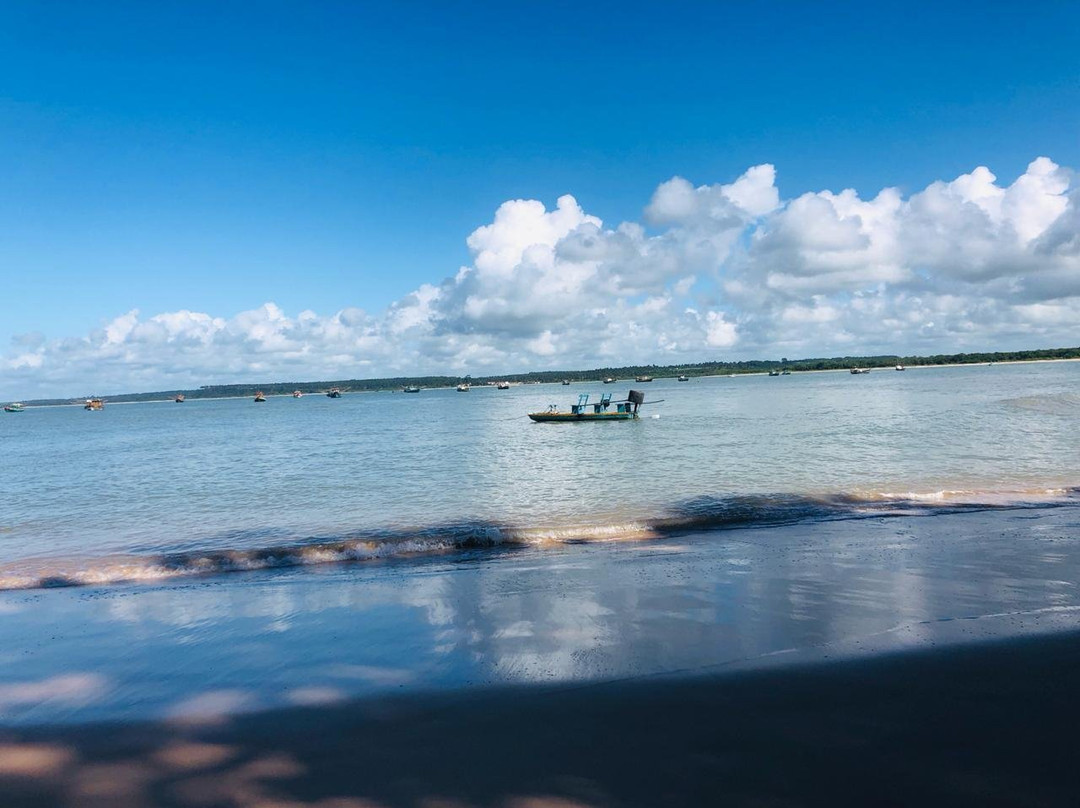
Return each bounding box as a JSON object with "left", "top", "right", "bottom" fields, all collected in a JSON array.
[{"left": 1, "top": 505, "right": 1079, "bottom": 725}]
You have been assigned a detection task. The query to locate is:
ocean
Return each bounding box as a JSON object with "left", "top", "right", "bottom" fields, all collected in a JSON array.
[{"left": 2, "top": 362, "right": 1078, "bottom": 589}]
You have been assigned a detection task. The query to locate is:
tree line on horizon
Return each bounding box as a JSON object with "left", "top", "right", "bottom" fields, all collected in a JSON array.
[{"left": 20, "top": 346, "right": 1080, "bottom": 405}]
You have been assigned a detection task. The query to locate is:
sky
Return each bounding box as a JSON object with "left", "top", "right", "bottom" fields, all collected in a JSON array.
[{"left": 1, "top": 1, "right": 1078, "bottom": 398}]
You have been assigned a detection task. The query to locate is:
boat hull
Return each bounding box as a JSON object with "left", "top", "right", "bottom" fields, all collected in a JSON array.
[{"left": 528, "top": 412, "right": 636, "bottom": 423}]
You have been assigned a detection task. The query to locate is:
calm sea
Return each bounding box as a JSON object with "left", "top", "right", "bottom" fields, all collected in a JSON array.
[{"left": 2, "top": 362, "right": 1078, "bottom": 589}]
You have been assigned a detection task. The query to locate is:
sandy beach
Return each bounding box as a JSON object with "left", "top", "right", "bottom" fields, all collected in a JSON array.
[
  {"left": 2, "top": 629, "right": 1078, "bottom": 807},
  {"left": 2, "top": 504, "right": 1080, "bottom": 805}
]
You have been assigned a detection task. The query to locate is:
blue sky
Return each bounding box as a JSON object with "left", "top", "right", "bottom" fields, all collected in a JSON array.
[{"left": 2, "top": 1, "right": 1079, "bottom": 396}]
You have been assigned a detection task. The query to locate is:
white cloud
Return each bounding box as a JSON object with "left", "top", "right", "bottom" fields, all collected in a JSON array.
[{"left": 3, "top": 158, "right": 1078, "bottom": 398}]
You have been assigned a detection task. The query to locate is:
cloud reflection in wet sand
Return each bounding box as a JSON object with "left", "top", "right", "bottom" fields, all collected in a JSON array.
[{"left": 1, "top": 506, "right": 1079, "bottom": 726}]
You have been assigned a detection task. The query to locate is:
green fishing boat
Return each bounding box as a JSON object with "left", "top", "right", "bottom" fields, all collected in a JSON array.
[
  {"left": 528, "top": 390, "right": 655, "bottom": 423},
  {"left": 4, "top": 403, "right": 25, "bottom": 413}
]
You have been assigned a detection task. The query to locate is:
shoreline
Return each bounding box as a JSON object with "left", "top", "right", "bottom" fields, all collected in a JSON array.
[
  {"left": 2, "top": 505, "right": 1079, "bottom": 728},
  {"left": 2, "top": 492, "right": 1079, "bottom": 593},
  {"left": 2, "top": 504, "right": 1080, "bottom": 803},
  {"left": 10, "top": 353, "right": 1079, "bottom": 407}
]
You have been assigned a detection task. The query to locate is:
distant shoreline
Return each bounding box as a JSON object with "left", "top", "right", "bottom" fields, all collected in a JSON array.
[{"left": 10, "top": 348, "right": 1080, "bottom": 406}]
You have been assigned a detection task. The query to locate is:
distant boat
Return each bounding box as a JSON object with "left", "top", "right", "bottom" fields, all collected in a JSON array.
[
  {"left": 456, "top": 383, "right": 470, "bottom": 392},
  {"left": 293, "top": 390, "right": 303, "bottom": 398},
  {"left": 528, "top": 389, "right": 657, "bottom": 422},
  {"left": 895, "top": 364, "right": 905, "bottom": 371},
  {"left": 602, "top": 377, "right": 616, "bottom": 384},
  {"left": 677, "top": 375, "right": 689, "bottom": 382},
  {"left": 850, "top": 368, "right": 870, "bottom": 375},
  {"left": 4, "top": 403, "right": 25, "bottom": 413},
  {"left": 174, "top": 394, "right": 185, "bottom": 403},
  {"left": 326, "top": 388, "right": 342, "bottom": 398},
  {"left": 254, "top": 392, "right": 267, "bottom": 402},
  {"left": 781, "top": 369, "right": 791, "bottom": 376},
  {"left": 768, "top": 370, "right": 781, "bottom": 377},
  {"left": 84, "top": 398, "right": 104, "bottom": 411},
  {"left": 635, "top": 375, "right": 654, "bottom": 382},
  {"left": 496, "top": 381, "right": 510, "bottom": 390},
  {"left": 562, "top": 379, "right": 571, "bottom": 385},
  {"left": 402, "top": 385, "right": 420, "bottom": 393}
]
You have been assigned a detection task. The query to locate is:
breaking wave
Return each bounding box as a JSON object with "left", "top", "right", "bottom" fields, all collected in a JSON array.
[{"left": 1, "top": 487, "right": 1077, "bottom": 591}]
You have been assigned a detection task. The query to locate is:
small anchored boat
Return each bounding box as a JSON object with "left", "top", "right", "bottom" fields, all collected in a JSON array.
[
  {"left": 635, "top": 375, "right": 653, "bottom": 383},
  {"left": 174, "top": 394, "right": 185, "bottom": 403},
  {"left": 456, "top": 383, "right": 470, "bottom": 392},
  {"left": 895, "top": 364, "right": 905, "bottom": 371},
  {"left": 677, "top": 375, "right": 689, "bottom": 382},
  {"left": 528, "top": 389, "right": 659, "bottom": 423},
  {"left": 561, "top": 379, "right": 571, "bottom": 385},
  {"left": 293, "top": 390, "right": 303, "bottom": 398},
  {"left": 254, "top": 392, "right": 267, "bottom": 402},
  {"left": 768, "top": 370, "right": 781, "bottom": 377},
  {"left": 850, "top": 368, "right": 870, "bottom": 375},
  {"left": 84, "top": 398, "right": 104, "bottom": 411},
  {"left": 4, "top": 403, "right": 25, "bottom": 413},
  {"left": 326, "top": 388, "right": 342, "bottom": 398},
  {"left": 496, "top": 381, "right": 510, "bottom": 390},
  {"left": 402, "top": 385, "right": 420, "bottom": 393},
  {"left": 602, "top": 377, "right": 616, "bottom": 384},
  {"left": 781, "top": 369, "right": 791, "bottom": 376}
]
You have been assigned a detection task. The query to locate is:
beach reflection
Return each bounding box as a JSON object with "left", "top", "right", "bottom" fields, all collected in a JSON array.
[{"left": 1, "top": 505, "right": 1079, "bottom": 724}]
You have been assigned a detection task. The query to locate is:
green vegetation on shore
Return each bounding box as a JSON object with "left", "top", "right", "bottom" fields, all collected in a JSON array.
[{"left": 20, "top": 346, "right": 1080, "bottom": 405}]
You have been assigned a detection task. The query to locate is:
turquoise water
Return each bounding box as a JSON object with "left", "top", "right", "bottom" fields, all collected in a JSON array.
[{"left": 2, "top": 362, "right": 1078, "bottom": 588}]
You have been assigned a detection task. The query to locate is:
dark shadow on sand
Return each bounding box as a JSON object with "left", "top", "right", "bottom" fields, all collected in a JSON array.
[{"left": 2, "top": 630, "right": 1079, "bottom": 807}]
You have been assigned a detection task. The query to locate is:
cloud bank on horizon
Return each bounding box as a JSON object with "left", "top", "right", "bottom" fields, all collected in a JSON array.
[{"left": 4, "top": 157, "right": 1078, "bottom": 397}]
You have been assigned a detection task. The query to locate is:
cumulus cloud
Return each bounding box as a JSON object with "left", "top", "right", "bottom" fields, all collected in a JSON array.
[{"left": 3, "top": 158, "right": 1078, "bottom": 398}]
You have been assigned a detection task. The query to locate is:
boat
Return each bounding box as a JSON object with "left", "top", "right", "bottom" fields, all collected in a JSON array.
[
  {"left": 768, "top": 370, "right": 781, "bottom": 377},
  {"left": 402, "top": 385, "right": 420, "bottom": 393},
  {"left": 602, "top": 377, "right": 616, "bottom": 384},
  {"left": 635, "top": 375, "right": 653, "bottom": 383},
  {"left": 3, "top": 403, "right": 24, "bottom": 413},
  {"left": 895, "top": 365, "right": 905, "bottom": 371},
  {"left": 326, "top": 388, "right": 342, "bottom": 398},
  {"left": 562, "top": 379, "right": 571, "bottom": 385},
  {"left": 781, "top": 369, "right": 791, "bottom": 376},
  {"left": 84, "top": 398, "right": 104, "bottom": 411},
  {"left": 677, "top": 375, "right": 689, "bottom": 382},
  {"left": 456, "top": 383, "right": 470, "bottom": 392},
  {"left": 174, "top": 394, "right": 185, "bottom": 403},
  {"left": 254, "top": 392, "right": 267, "bottom": 402},
  {"left": 850, "top": 368, "right": 870, "bottom": 375},
  {"left": 496, "top": 381, "right": 510, "bottom": 390},
  {"left": 293, "top": 390, "right": 303, "bottom": 398},
  {"left": 528, "top": 389, "right": 658, "bottom": 422}
]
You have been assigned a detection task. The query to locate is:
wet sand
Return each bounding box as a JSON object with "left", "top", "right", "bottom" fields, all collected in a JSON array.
[
  {"left": 2, "top": 504, "right": 1080, "bottom": 805},
  {"left": 1, "top": 629, "right": 1078, "bottom": 807}
]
